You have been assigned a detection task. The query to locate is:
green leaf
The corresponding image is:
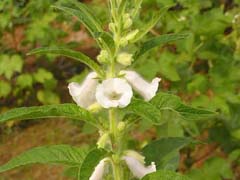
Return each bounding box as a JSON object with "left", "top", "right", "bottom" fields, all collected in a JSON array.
[
  {"left": 16, "top": 74, "right": 33, "bottom": 89},
  {"left": 0, "top": 54, "right": 23, "bottom": 79},
  {"left": 52, "top": 4, "right": 102, "bottom": 37},
  {"left": 94, "top": 32, "right": 115, "bottom": 53},
  {"left": 80, "top": 148, "right": 107, "bottom": 180},
  {"left": 135, "top": 33, "right": 189, "bottom": 59},
  {"left": 0, "top": 145, "right": 88, "bottom": 173},
  {"left": 142, "top": 137, "right": 191, "bottom": 170},
  {"left": 0, "top": 81, "right": 11, "bottom": 98},
  {"left": 142, "top": 170, "right": 191, "bottom": 180},
  {"left": 0, "top": 103, "right": 98, "bottom": 128},
  {"left": 52, "top": 3, "right": 113, "bottom": 52},
  {"left": 187, "top": 157, "right": 233, "bottom": 180},
  {"left": 150, "top": 93, "right": 216, "bottom": 121},
  {"left": 132, "top": 7, "right": 168, "bottom": 43},
  {"left": 37, "top": 90, "right": 60, "bottom": 105},
  {"left": 124, "top": 98, "right": 162, "bottom": 124},
  {"left": 28, "top": 47, "right": 104, "bottom": 77}
]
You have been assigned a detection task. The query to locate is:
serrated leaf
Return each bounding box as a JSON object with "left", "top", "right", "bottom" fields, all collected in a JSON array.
[
  {"left": 80, "top": 148, "right": 107, "bottom": 180},
  {"left": 124, "top": 98, "right": 162, "bottom": 124},
  {"left": 135, "top": 33, "right": 189, "bottom": 59},
  {"left": 28, "top": 47, "right": 104, "bottom": 77},
  {"left": 142, "top": 170, "right": 191, "bottom": 180},
  {"left": 142, "top": 137, "right": 191, "bottom": 170},
  {"left": 150, "top": 93, "right": 216, "bottom": 121},
  {"left": 0, "top": 103, "right": 99, "bottom": 128},
  {"left": 0, "top": 145, "right": 88, "bottom": 173}
]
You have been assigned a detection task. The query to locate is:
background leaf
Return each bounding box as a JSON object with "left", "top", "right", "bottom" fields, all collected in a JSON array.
[
  {"left": 142, "top": 137, "right": 192, "bottom": 170},
  {"left": 79, "top": 148, "right": 107, "bottom": 180},
  {"left": 142, "top": 170, "right": 191, "bottom": 180}
]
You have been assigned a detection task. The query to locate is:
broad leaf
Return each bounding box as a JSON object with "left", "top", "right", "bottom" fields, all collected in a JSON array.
[
  {"left": 0, "top": 103, "right": 98, "bottom": 128},
  {"left": 142, "top": 137, "right": 191, "bottom": 170},
  {"left": 0, "top": 145, "right": 87, "bottom": 173},
  {"left": 135, "top": 33, "right": 189, "bottom": 59},
  {"left": 28, "top": 47, "right": 104, "bottom": 77},
  {"left": 150, "top": 93, "right": 216, "bottom": 121},
  {"left": 124, "top": 98, "right": 162, "bottom": 124},
  {"left": 142, "top": 170, "right": 191, "bottom": 180},
  {"left": 80, "top": 148, "right": 107, "bottom": 180}
]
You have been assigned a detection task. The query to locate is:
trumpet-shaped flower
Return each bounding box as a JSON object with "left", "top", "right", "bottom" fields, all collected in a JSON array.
[
  {"left": 89, "top": 159, "right": 107, "bottom": 180},
  {"left": 96, "top": 78, "right": 133, "bottom": 108},
  {"left": 68, "top": 72, "right": 98, "bottom": 109},
  {"left": 123, "top": 155, "right": 156, "bottom": 179},
  {"left": 120, "top": 70, "right": 161, "bottom": 101}
]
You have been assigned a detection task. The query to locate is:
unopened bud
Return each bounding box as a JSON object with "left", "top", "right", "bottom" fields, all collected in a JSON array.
[
  {"left": 88, "top": 102, "right": 102, "bottom": 113},
  {"left": 123, "top": 13, "right": 133, "bottom": 29},
  {"left": 119, "top": 38, "right": 128, "bottom": 47},
  {"left": 125, "top": 29, "right": 139, "bottom": 41},
  {"left": 97, "top": 50, "right": 109, "bottom": 64},
  {"left": 117, "top": 52, "right": 133, "bottom": 66},
  {"left": 97, "top": 132, "right": 110, "bottom": 149},
  {"left": 117, "top": 121, "right": 126, "bottom": 132}
]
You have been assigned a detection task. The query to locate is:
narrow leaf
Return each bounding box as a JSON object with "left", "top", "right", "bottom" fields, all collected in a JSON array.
[
  {"left": 142, "top": 170, "right": 191, "bottom": 180},
  {"left": 124, "top": 98, "right": 162, "bottom": 124},
  {"left": 0, "top": 103, "right": 98, "bottom": 128},
  {"left": 52, "top": 4, "right": 102, "bottom": 37},
  {"left": 28, "top": 47, "right": 104, "bottom": 77},
  {"left": 150, "top": 93, "right": 216, "bottom": 121},
  {"left": 132, "top": 7, "right": 168, "bottom": 43},
  {"left": 79, "top": 148, "right": 107, "bottom": 180},
  {"left": 142, "top": 137, "right": 191, "bottom": 170},
  {"left": 135, "top": 33, "right": 189, "bottom": 59},
  {"left": 0, "top": 145, "right": 88, "bottom": 173}
]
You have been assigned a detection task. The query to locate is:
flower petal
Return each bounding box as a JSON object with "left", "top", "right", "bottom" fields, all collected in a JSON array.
[
  {"left": 96, "top": 78, "right": 133, "bottom": 108},
  {"left": 123, "top": 156, "right": 156, "bottom": 179},
  {"left": 121, "top": 70, "right": 161, "bottom": 101},
  {"left": 68, "top": 72, "right": 98, "bottom": 108},
  {"left": 89, "top": 159, "right": 106, "bottom": 180}
]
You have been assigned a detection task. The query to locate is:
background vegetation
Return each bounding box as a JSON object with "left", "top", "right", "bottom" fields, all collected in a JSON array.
[{"left": 0, "top": 0, "right": 240, "bottom": 179}]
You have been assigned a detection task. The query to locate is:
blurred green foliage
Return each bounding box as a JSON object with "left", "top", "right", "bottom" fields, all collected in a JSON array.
[{"left": 0, "top": 0, "right": 240, "bottom": 179}]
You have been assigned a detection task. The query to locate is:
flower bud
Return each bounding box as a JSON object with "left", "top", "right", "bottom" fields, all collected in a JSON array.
[
  {"left": 117, "top": 52, "right": 133, "bottom": 66},
  {"left": 123, "top": 13, "right": 133, "bottom": 29},
  {"left": 97, "top": 132, "right": 110, "bottom": 149},
  {"left": 125, "top": 29, "right": 139, "bottom": 41},
  {"left": 97, "top": 50, "right": 109, "bottom": 64},
  {"left": 88, "top": 102, "right": 102, "bottom": 113},
  {"left": 119, "top": 38, "right": 128, "bottom": 47},
  {"left": 117, "top": 121, "right": 126, "bottom": 132}
]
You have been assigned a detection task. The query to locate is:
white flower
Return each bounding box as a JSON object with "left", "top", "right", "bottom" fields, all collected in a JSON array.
[
  {"left": 90, "top": 158, "right": 107, "bottom": 180},
  {"left": 123, "top": 154, "right": 156, "bottom": 179},
  {"left": 68, "top": 72, "right": 98, "bottom": 108},
  {"left": 120, "top": 70, "right": 161, "bottom": 101},
  {"left": 96, "top": 78, "right": 133, "bottom": 108}
]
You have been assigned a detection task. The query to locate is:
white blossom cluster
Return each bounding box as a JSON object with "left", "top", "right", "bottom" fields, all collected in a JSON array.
[{"left": 68, "top": 71, "right": 161, "bottom": 109}]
